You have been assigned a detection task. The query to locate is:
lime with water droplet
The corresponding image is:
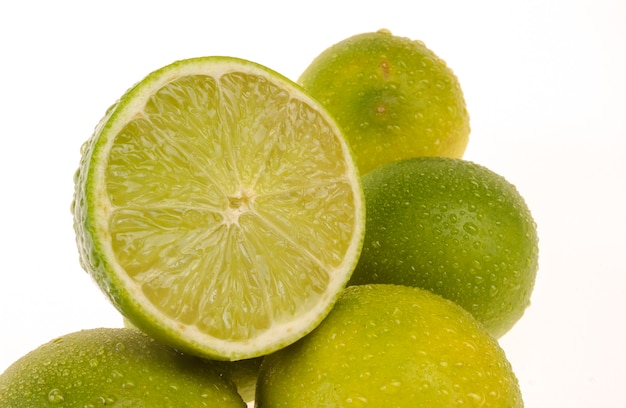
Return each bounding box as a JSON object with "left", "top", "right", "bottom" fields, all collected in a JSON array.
[
  {"left": 0, "top": 328, "right": 245, "bottom": 407},
  {"left": 349, "top": 157, "right": 539, "bottom": 338},
  {"left": 256, "top": 284, "right": 523, "bottom": 407},
  {"left": 298, "top": 29, "right": 470, "bottom": 175}
]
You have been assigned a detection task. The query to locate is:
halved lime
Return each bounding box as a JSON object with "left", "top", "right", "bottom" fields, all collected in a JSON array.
[{"left": 72, "top": 57, "right": 365, "bottom": 360}]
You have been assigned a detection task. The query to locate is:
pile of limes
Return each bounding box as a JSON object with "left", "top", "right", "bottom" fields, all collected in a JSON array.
[{"left": 1, "top": 29, "right": 537, "bottom": 407}]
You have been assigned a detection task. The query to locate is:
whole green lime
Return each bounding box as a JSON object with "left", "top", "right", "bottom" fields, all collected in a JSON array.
[
  {"left": 298, "top": 29, "right": 470, "bottom": 174},
  {"left": 348, "top": 157, "right": 539, "bottom": 338},
  {"left": 256, "top": 284, "right": 523, "bottom": 407},
  {"left": 0, "top": 328, "right": 245, "bottom": 407}
]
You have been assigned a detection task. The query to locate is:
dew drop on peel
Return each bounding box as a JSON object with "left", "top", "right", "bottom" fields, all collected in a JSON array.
[{"left": 47, "top": 388, "right": 64, "bottom": 404}]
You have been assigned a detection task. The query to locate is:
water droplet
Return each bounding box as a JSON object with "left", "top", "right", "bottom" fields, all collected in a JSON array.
[
  {"left": 463, "top": 222, "right": 479, "bottom": 235},
  {"left": 110, "top": 370, "right": 123, "bottom": 379},
  {"left": 467, "top": 392, "right": 484, "bottom": 403},
  {"left": 98, "top": 395, "right": 116, "bottom": 405},
  {"left": 380, "top": 379, "right": 402, "bottom": 395},
  {"left": 48, "top": 389, "right": 64, "bottom": 404},
  {"left": 462, "top": 340, "right": 478, "bottom": 353},
  {"left": 345, "top": 395, "right": 369, "bottom": 405},
  {"left": 474, "top": 275, "right": 484, "bottom": 284},
  {"left": 79, "top": 141, "right": 88, "bottom": 155}
]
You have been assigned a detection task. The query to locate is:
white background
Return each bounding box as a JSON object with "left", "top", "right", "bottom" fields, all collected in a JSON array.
[{"left": 1, "top": 1, "right": 625, "bottom": 406}]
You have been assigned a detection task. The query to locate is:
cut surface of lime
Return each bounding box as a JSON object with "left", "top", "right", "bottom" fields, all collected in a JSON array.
[{"left": 72, "top": 57, "right": 365, "bottom": 360}]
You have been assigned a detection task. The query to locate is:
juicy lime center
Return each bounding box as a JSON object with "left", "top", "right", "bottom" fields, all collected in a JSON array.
[{"left": 225, "top": 190, "right": 254, "bottom": 225}]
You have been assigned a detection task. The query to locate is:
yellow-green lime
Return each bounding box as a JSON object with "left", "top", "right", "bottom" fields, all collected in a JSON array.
[
  {"left": 123, "top": 316, "right": 262, "bottom": 402},
  {"left": 256, "top": 284, "right": 523, "bottom": 407},
  {"left": 298, "top": 29, "right": 470, "bottom": 175},
  {"left": 72, "top": 56, "right": 365, "bottom": 361},
  {"left": 0, "top": 328, "right": 245, "bottom": 407},
  {"left": 349, "top": 157, "right": 538, "bottom": 337}
]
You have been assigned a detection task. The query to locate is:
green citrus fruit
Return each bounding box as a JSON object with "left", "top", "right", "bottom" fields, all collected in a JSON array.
[
  {"left": 71, "top": 56, "right": 365, "bottom": 361},
  {"left": 348, "top": 157, "right": 539, "bottom": 338},
  {"left": 0, "top": 328, "right": 245, "bottom": 407},
  {"left": 123, "top": 317, "right": 261, "bottom": 402},
  {"left": 256, "top": 284, "right": 523, "bottom": 407},
  {"left": 298, "top": 29, "right": 470, "bottom": 175}
]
